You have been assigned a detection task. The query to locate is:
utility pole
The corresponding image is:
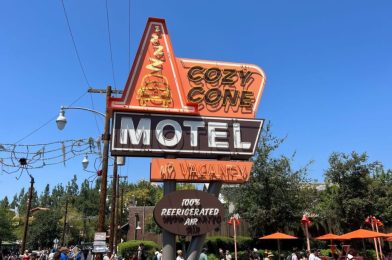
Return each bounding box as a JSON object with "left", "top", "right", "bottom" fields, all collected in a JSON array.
[
  {"left": 108, "top": 160, "right": 118, "bottom": 256},
  {"left": 113, "top": 175, "right": 127, "bottom": 254},
  {"left": 21, "top": 175, "right": 34, "bottom": 254},
  {"left": 113, "top": 175, "right": 120, "bottom": 254},
  {"left": 88, "top": 86, "right": 113, "bottom": 260}
]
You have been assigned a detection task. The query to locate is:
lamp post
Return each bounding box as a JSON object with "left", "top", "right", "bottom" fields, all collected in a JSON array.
[{"left": 56, "top": 86, "right": 112, "bottom": 260}]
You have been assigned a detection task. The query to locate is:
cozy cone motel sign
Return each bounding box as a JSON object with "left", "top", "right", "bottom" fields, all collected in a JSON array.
[{"left": 109, "top": 17, "right": 266, "bottom": 238}]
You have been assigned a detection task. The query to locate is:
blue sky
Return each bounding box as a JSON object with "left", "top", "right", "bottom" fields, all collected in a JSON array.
[{"left": 1, "top": 0, "right": 392, "bottom": 199}]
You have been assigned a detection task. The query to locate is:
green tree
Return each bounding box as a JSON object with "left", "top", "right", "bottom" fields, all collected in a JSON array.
[
  {"left": 222, "top": 124, "right": 315, "bottom": 237},
  {"left": 369, "top": 165, "right": 392, "bottom": 226},
  {"left": 10, "top": 194, "right": 18, "bottom": 210},
  {"left": 66, "top": 175, "right": 79, "bottom": 197},
  {"left": 0, "top": 207, "right": 16, "bottom": 246},
  {"left": 51, "top": 184, "right": 65, "bottom": 208},
  {"left": 323, "top": 152, "right": 374, "bottom": 232},
  {"left": 27, "top": 210, "right": 61, "bottom": 249},
  {"left": 40, "top": 184, "right": 51, "bottom": 208},
  {"left": 0, "top": 196, "right": 10, "bottom": 209},
  {"left": 75, "top": 180, "right": 99, "bottom": 241},
  {"left": 125, "top": 180, "right": 163, "bottom": 206}
]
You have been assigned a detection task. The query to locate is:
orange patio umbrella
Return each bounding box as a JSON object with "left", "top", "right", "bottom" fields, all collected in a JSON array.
[
  {"left": 259, "top": 232, "right": 298, "bottom": 257},
  {"left": 339, "top": 229, "right": 389, "bottom": 239},
  {"left": 315, "top": 233, "right": 348, "bottom": 254},
  {"left": 315, "top": 233, "right": 347, "bottom": 240}
]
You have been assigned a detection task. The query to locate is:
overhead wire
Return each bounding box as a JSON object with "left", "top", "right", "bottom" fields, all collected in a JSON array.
[
  {"left": 60, "top": 0, "right": 102, "bottom": 135},
  {"left": 105, "top": 0, "right": 118, "bottom": 93},
  {"left": 60, "top": 0, "right": 91, "bottom": 87},
  {"left": 128, "top": 0, "right": 131, "bottom": 70},
  {"left": 13, "top": 91, "right": 88, "bottom": 144}
]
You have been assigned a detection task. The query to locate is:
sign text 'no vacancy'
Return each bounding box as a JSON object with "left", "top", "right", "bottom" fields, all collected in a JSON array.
[{"left": 151, "top": 159, "right": 253, "bottom": 183}]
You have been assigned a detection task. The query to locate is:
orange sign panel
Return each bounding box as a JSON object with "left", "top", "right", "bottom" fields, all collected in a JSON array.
[
  {"left": 109, "top": 17, "right": 266, "bottom": 119},
  {"left": 150, "top": 159, "right": 253, "bottom": 183}
]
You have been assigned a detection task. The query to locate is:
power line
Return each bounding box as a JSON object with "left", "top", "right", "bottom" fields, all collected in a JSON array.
[
  {"left": 60, "top": 0, "right": 91, "bottom": 87},
  {"left": 89, "top": 93, "right": 102, "bottom": 135},
  {"left": 60, "top": 0, "right": 102, "bottom": 134},
  {"left": 105, "top": 0, "right": 117, "bottom": 91},
  {"left": 128, "top": 0, "right": 131, "bottom": 70},
  {"left": 14, "top": 91, "right": 88, "bottom": 144}
]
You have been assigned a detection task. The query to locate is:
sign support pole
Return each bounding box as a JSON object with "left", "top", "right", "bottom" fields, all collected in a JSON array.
[
  {"left": 186, "top": 181, "right": 222, "bottom": 259},
  {"left": 162, "top": 180, "right": 176, "bottom": 260}
]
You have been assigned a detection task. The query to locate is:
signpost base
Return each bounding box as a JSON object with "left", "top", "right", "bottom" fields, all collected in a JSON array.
[
  {"left": 162, "top": 181, "right": 176, "bottom": 260},
  {"left": 186, "top": 182, "right": 222, "bottom": 260}
]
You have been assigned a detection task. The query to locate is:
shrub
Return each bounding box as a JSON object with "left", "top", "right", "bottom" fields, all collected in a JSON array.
[
  {"left": 319, "top": 249, "right": 331, "bottom": 256},
  {"left": 204, "top": 236, "right": 254, "bottom": 252},
  {"left": 207, "top": 253, "right": 220, "bottom": 260},
  {"left": 204, "top": 236, "right": 234, "bottom": 252},
  {"left": 236, "top": 236, "right": 254, "bottom": 251},
  {"left": 361, "top": 250, "right": 376, "bottom": 260},
  {"left": 117, "top": 240, "right": 159, "bottom": 258}
]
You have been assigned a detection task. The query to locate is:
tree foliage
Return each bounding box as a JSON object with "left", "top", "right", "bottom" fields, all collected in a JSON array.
[
  {"left": 222, "top": 124, "right": 316, "bottom": 237},
  {"left": 27, "top": 210, "right": 62, "bottom": 249},
  {"left": 316, "top": 152, "right": 392, "bottom": 232},
  {"left": 0, "top": 206, "right": 16, "bottom": 243}
]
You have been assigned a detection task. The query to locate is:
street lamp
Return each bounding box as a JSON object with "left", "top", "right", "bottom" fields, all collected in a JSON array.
[
  {"left": 56, "top": 106, "right": 105, "bottom": 130},
  {"left": 55, "top": 86, "right": 112, "bottom": 260},
  {"left": 82, "top": 154, "right": 89, "bottom": 170},
  {"left": 135, "top": 214, "right": 142, "bottom": 241}
]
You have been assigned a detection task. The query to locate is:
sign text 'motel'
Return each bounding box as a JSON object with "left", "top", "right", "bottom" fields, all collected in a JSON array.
[{"left": 111, "top": 112, "right": 263, "bottom": 159}]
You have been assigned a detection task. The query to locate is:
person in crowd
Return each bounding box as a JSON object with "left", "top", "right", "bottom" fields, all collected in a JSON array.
[
  {"left": 59, "top": 248, "right": 68, "bottom": 260},
  {"left": 103, "top": 252, "right": 110, "bottom": 260},
  {"left": 156, "top": 249, "right": 162, "bottom": 260},
  {"left": 137, "top": 243, "right": 146, "bottom": 260},
  {"left": 176, "top": 250, "right": 184, "bottom": 260},
  {"left": 309, "top": 250, "right": 317, "bottom": 260},
  {"left": 263, "top": 250, "right": 270, "bottom": 260},
  {"left": 291, "top": 248, "right": 298, "bottom": 260},
  {"left": 298, "top": 251, "right": 306, "bottom": 260},
  {"left": 199, "top": 248, "right": 208, "bottom": 260},
  {"left": 53, "top": 250, "right": 61, "bottom": 260},
  {"left": 218, "top": 248, "right": 225, "bottom": 260},
  {"left": 30, "top": 252, "right": 38, "bottom": 260},
  {"left": 240, "top": 248, "right": 253, "bottom": 260},
  {"left": 225, "top": 249, "right": 232, "bottom": 260},
  {"left": 49, "top": 249, "right": 56, "bottom": 260},
  {"left": 72, "top": 247, "right": 82, "bottom": 260},
  {"left": 252, "top": 248, "right": 260, "bottom": 260},
  {"left": 22, "top": 250, "right": 29, "bottom": 260}
]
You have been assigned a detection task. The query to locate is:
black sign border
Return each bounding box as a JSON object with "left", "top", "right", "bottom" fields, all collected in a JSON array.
[{"left": 111, "top": 112, "right": 264, "bottom": 159}]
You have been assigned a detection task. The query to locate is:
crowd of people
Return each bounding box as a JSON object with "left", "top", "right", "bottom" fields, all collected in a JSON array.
[
  {"left": 2, "top": 246, "right": 392, "bottom": 260},
  {"left": 0, "top": 246, "right": 91, "bottom": 260}
]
